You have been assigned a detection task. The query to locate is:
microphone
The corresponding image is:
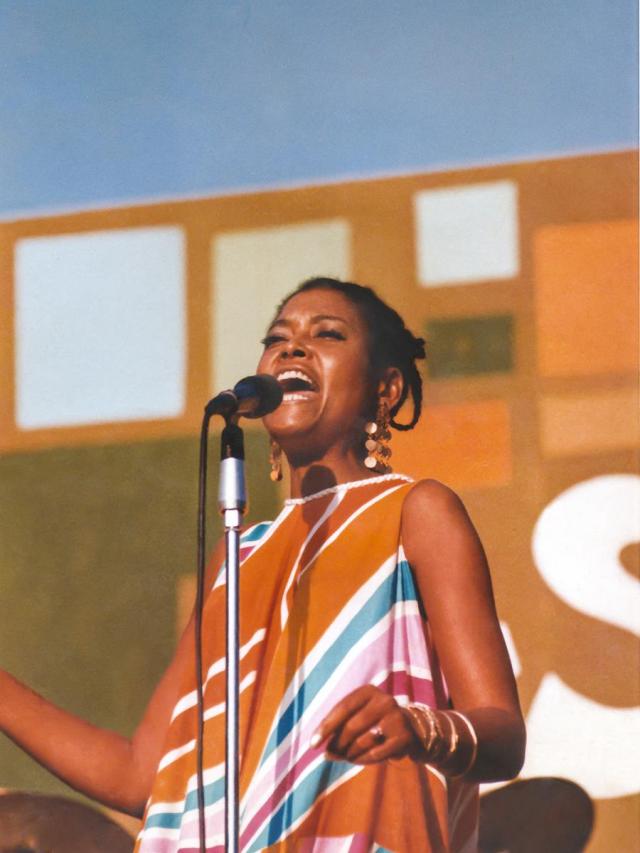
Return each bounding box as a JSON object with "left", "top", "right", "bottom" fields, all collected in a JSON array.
[{"left": 205, "top": 374, "right": 283, "bottom": 419}]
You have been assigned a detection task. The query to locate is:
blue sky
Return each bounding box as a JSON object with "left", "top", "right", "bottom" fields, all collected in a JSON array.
[{"left": 1, "top": 0, "right": 637, "bottom": 216}]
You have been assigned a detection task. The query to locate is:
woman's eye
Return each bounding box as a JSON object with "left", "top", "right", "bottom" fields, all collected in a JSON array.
[
  {"left": 261, "top": 334, "right": 287, "bottom": 348},
  {"left": 316, "top": 329, "right": 345, "bottom": 340}
]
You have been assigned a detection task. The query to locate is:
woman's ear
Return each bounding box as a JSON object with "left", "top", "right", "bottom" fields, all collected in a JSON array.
[{"left": 377, "top": 367, "right": 404, "bottom": 412}]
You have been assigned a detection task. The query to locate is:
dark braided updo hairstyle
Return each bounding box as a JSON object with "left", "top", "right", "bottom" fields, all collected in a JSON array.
[{"left": 276, "top": 277, "right": 426, "bottom": 430}]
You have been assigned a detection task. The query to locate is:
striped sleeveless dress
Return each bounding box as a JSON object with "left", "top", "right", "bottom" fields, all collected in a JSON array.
[{"left": 135, "top": 475, "right": 478, "bottom": 852}]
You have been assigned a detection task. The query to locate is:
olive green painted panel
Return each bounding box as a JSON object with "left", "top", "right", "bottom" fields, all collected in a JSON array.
[
  {"left": 425, "top": 314, "right": 514, "bottom": 379},
  {"left": 0, "top": 431, "right": 277, "bottom": 796}
]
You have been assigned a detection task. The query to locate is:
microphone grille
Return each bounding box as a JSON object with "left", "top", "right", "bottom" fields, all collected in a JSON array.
[{"left": 233, "top": 374, "right": 283, "bottom": 418}]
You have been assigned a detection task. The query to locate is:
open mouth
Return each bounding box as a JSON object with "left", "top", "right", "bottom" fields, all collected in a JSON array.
[{"left": 276, "top": 369, "right": 318, "bottom": 400}]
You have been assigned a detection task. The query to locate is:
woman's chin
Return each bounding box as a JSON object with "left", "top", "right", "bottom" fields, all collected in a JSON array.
[{"left": 264, "top": 406, "right": 318, "bottom": 438}]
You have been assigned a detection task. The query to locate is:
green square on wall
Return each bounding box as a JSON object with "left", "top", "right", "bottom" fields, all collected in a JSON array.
[{"left": 425, "top": 314, "right": 514, "bottom": 379}]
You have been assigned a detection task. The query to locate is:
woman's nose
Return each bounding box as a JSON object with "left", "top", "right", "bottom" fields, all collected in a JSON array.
[{"left": 279, "top": 338, "right": 307, "bottom": 359}]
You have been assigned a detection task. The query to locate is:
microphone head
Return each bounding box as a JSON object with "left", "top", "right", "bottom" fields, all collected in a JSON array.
[{"left": 233, "top": 374, "right": 283, "bottom": 418}]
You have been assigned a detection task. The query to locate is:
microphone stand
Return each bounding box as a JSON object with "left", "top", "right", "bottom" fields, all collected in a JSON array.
[
  {"left": 195, "top": 377, "right": 280, "bottom": 853},
  {"left": 218, "top": 416, "right": 246, "bottom": 853}
]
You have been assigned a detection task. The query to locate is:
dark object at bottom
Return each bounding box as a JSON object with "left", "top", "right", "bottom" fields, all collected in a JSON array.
[
  {"left": 479, "top": 777, "right": 594, "bottom": 853},
  {"left": 0, "top": 792, "right": 134, "bottom": 853}
]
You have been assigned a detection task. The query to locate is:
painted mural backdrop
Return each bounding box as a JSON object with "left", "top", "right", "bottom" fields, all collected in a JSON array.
[{"left": 0, "top": 150, "right": 637, "bottom": 850}]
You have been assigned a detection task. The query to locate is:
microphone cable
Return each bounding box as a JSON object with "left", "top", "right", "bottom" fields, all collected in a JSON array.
[{"left": 195, "top": 408, "right": 212, "bottom": 853}]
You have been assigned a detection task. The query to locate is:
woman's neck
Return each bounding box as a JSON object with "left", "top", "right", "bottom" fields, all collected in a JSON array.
[{"left": 287, "top": 449, "right": 373, "bottom": 499}]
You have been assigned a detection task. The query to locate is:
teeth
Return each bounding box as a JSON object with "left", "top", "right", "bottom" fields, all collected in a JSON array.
[
  {"left": 282, "top": 392, "right": 310, "bottom": 401},
  {"left": 276, "top": 369, "right": 314, "bottom": 384}
]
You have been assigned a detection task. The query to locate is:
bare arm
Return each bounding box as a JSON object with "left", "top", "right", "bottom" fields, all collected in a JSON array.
[
  {"left": 401, "top": 479, "right": 525, "bottom": 781},
  {"left": 315, "top": 480, "right": 525, "bottom": 782},
  {"left": 0, "top": 537, "right": 225, "bottom": 816}
]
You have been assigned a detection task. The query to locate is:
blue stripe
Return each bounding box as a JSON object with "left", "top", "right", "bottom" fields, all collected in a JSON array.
[
  {"left": 215, "top": 521, "right": 274, "bottom": 581},
  {"left": 243, "top": 561, "right": 418, "bottom": 845},
  {"left": 242, "top": 521, "right": 272, "bottom": 543},
  {"left": 261, "top": 560, "right": 417, "bottom": 763},
  {"left": 146, "top": 559, "right": 418, "bottom": 839},
  {"left": 143, "top": 774, "right": 225, "bottom": 830},
  {"left": 247, "top": 760, "right": 356, "bottom": 852}
]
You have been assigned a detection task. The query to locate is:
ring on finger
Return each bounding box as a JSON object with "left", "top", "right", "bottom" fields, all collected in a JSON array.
[{"left": 369, "top": 725, "right": 386, "bottom": 744}]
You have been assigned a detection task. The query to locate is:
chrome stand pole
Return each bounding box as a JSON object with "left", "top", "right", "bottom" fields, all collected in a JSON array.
[{"left": 218, "top": 421, "right": 246, "bottom": 853}]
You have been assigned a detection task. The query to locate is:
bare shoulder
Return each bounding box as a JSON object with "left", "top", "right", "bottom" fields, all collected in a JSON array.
[
  {"left": 400, "top": 479, "right": 487, "bottom": 579},
  {"left": 401, "top": 478, "right": 469, "bottom": 526}
]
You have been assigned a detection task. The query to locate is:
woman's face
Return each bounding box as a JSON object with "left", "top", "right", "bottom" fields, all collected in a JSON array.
[{"left": 257, "top": 288, "right": 375, "bottom": 456}]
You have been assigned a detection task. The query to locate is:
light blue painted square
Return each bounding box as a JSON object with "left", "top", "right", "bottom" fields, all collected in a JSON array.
[
  {"left": 15, "top": 226, "right": 186, "bottom": 428},
  {"left": 414, "top": 180, "right": 519, "bottom": 286}
]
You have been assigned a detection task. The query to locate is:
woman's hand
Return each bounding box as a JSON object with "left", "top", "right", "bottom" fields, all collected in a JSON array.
[{"left": 311, "top": 685, "right": 419, "bottom": 764}]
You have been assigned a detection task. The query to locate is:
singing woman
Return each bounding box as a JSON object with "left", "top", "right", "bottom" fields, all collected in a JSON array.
[{"left": 0, "top": 278, "right": 525, "bottom": 852}]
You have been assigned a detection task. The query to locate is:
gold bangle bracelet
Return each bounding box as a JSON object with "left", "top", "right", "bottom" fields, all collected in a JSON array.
[
  {"left": 406, "top": 705, "right": 435, "bottom": 756},
  {"left": 406, "top": 704, "right": 438, "bottom": 758},
  {"left": 431, "top": 708, "right": 446, "bottom": 757},
  {"left": 442, "top": 711, "right": 459, "bottom": 760},
  {"left": 405, "top": 706, "right": 428, "bottom": 742},
  {"left": 447, "top": 710, "right": 479, "bottom": 778}
]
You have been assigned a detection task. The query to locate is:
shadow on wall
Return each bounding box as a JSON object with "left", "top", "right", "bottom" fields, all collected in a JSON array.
[{"left": 479, "top": 777, "right": 594, "bottom": 852}]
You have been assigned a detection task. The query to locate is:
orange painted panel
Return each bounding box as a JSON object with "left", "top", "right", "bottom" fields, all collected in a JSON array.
[
  {"left": 392, "top": 399, "right": 512, "bottom": 490},
  {"left": 535, "top": 219, "right": 639, "bottom": 377},
  {"left": 540, "top": 388, "right": 639, "bottom": 456}
]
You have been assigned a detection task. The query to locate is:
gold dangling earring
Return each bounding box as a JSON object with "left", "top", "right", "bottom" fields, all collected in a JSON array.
[
  {"left": 364, "top": 401, "right": 392, "bottom": 473},
  {"left": 269, "top": 439, "right": 283, "bottom": 482}
]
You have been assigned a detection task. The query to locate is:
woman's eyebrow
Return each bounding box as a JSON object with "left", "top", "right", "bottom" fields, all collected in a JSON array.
[
  {"left": 268, "top": 314, "right": 348, "bottom": 330},
  {"left": 311, "top": 314, "right": 348, "bottom": 324}
]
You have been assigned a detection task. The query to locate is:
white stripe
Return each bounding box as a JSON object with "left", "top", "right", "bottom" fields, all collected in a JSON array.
[
  {"left": 369, "top": 658, "right": 434, "bottom": 690},
  {"left": 272, "top": 762, "right": 363, "bottom": 847},
  {"left": 243, "top": 757, "right": 363, "bottom": 851},
  {"left": 254, "top": 553, "right": 398, "bottom": 759},
  {"left": 280, "top": 490, "right": 346, "bottom": 628},
  {"left": 158, "top": 672, "right": 256, "bottom": 774},
  {"left": 203, "top": 670, "right": 256, "bottom": 722},
  {"left": 243, "top": 632, "right": 443, "bottom": 847},
  {"left": 241, "top": 596, "right": 425, "bottom": 841},
  {"left": 171, "top": 628, "right": 265, "bottom": 721},
  {"left": 145, "top": 762, "right": 225, "bottom": 817},
  {"left": 214, "top": 504, "right": 294, "bottom": 589},
  {"left": 158, "top": 738, "right": 197, "bottom": 772},
  {"left": 139, "top": 766, "right": 228, "bottom": 844},
  {"left": 137, "top": 826, "right": 180, "bottom": 842},
  {"left": 240, "top": 562, "right": 398, "bottom": 841},
  {"left": 148, "top": 486, "right": 412, "bottom": 844},
  {"left": 298, "top": 483, "right": 409, "bottom": 580}
]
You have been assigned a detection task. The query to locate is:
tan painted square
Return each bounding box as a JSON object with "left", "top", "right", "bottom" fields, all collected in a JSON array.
[
  {"left": 540, "top": 388, "right": 639, "bottom": 456},
  {"left": 212, "top": 220, "right": 350, "bottom": 391},
  {"left": 392, "top": 399, "right": 512, "bottom": 490},
  {"left": 535, "top": 220, "right": 639, "bottom": 377}
]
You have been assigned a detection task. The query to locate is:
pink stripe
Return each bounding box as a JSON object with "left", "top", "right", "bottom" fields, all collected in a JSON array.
[
  {"left": 239, "top": 612, "right": 434, "bottom": 846},
  {"left": 137, "top": 835, "right": 178, "bottom": 853},
  {"left": 242, "top": 610, "right": 431, "bottom": 824},
  {"left": 376, "top": 668, "right": 435, "bottom": 705},
  {"left": 232, "top": 672, "right": 433, "bottom": 851},
  {"left": 147, "top": 610, "right": 435, "bottom": 851},
  {"left": 349, "top": 833, "right": 375, "bottom": 853},
  {"left": 173, "top": 846, "right": 223, "bottom": 853}
]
